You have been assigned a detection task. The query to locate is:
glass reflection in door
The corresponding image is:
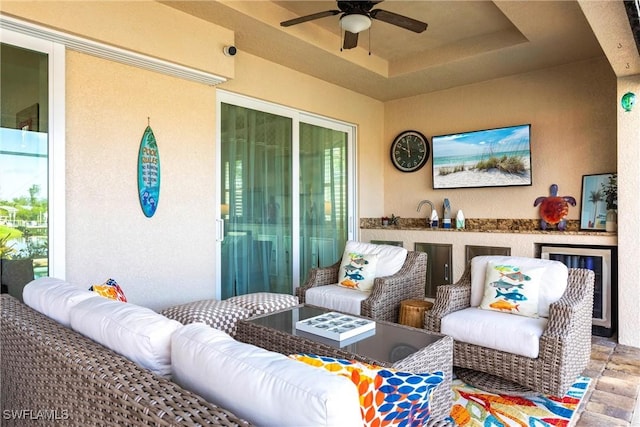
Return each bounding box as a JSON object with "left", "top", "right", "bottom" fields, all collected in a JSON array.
[
  {"left": 0, "top": 43, "right": 49, "bottom": 278},
  {"left": 220, "top": 103, "right": 292, "bottom": 298},
  {"left": 299, "top": 123, "right": 348, "bottom": 283}
]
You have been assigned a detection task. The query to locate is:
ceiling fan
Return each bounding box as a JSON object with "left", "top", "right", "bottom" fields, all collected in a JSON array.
[{"left": 280, "top": 1, "right": 428, "bottom": 50}]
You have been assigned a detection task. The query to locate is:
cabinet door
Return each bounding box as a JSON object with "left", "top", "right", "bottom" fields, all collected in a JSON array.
[
  {"left": 414, "top": 243, "right": 452, "bottom": 298},
  {"left": 465, "top": 245, "right": 511, "bottom": 265}
]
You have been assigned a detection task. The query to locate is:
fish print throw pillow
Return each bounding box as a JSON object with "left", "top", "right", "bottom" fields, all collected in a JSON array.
[
  {"left": 337, "top": 251, "right": 378, "bottom": 292},
  {"left": 479, "top": 261, "right": 544, "bottom": 318},
  {"left": 289, "top": 353, "right": 444, "bottom": 427}
]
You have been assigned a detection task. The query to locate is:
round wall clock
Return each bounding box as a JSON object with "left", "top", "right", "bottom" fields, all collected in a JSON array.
[{"left": 390, "top": 130, "right": 430, "bottom": 172}]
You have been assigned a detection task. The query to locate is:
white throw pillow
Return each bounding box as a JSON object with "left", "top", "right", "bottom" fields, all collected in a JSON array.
[
  {"left": 69, "top": 297, "right": 182, "bottom": 377},
  {"left": 23, "top": 277, "right": 98, "bottom": 327},
  {"left": 171, "top": 323, "right": 362, "bottom": 427},
  {"left": 344, "top": 241, "right": 408, "bottom": 278},
  {"left": 478, "top": 260, "right": 543, "bottom": 318},
  {"left": 337, "top": 252, "right": 378, "bottom": 292},
  {"left": 470, "top": 256, "right": 568, "bottom": 317}
]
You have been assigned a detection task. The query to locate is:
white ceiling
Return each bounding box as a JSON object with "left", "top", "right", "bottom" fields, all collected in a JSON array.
[{"left": 162, "top": 1, "right": 635, "bottom": 101}]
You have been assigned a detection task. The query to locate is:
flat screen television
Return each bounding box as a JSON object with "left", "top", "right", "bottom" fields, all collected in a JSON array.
[{"left": 431, "top": 124, "right": 532, "bottom": 189}]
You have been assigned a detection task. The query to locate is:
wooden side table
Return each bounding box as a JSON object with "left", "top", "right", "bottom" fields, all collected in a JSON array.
[{"left": 399, "top": 299, "right": 433, "bottom": 328}]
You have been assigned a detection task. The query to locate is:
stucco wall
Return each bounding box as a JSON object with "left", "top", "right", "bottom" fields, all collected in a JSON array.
[
  {"left": 383, "top": 57, "right": 617, "bottom": 221},
  {"left": 616, "top": 75, "right": 640, "bottom": 348}
]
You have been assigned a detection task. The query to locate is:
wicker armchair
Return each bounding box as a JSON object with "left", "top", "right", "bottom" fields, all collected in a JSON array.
[
  {"left": 424, "top": 259, "right": 595, "bottom": 396},
  {"left": 297, "top": 251, "right": 427, "bottom": 322}
]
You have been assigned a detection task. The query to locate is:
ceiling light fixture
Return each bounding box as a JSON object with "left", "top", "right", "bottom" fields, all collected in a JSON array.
[{"left": 340, "top": 14, "right": 371, "bottom": 34}]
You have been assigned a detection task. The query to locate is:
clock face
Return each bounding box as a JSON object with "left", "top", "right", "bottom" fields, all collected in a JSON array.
[{"left": 390, "top": 130, "right": 430, "bottom": 172}]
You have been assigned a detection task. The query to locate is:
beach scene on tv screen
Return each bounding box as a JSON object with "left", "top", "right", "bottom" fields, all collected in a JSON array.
[{"left": 432, "top": 124, "right": 532, "bottom": 189}]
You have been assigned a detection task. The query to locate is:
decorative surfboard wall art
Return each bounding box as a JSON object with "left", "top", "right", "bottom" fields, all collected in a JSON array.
[{"left": 138, "top": 121, "right": 160, "bottom": 217}]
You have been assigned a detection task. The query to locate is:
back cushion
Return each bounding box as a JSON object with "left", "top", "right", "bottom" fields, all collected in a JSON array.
[
  {"left": 23, "top": 277, "right": 98, "bottom": 327},
  {"left": 171, "top": 323, "right": 362, "bottom": 427},
  {"left": 69, "top": 297, "right": 182, "bottom": 377},
  {"left": 343, "top": 241, "right": 408, "bottom": 278},
  {"left": 470, "top": 256, "right": 568, "bottom": 317}
]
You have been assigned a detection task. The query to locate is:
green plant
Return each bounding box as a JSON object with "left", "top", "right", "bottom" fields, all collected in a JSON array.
[
  {"left": 601, "top": 173, "right": 617, "bottom": 211},
  {"left": 0, "top": 233, "right": 16, "bottom": 259},
  {"left": 389, "top": 214, "right": 400, "bottom": 226}
]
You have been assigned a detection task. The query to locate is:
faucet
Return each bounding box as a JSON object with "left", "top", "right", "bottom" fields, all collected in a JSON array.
[{"left": 417, "top": 200, "right": 434, "bottom": 227}]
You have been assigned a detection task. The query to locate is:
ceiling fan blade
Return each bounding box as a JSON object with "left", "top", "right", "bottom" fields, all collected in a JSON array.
[
  {"left": 343, "top": 31, "right": 359, "bottom": 49},
  {"left": 281, "top": 10, "right": 340, "bottom": 27},
  {"left": 370, "top": 9, "right": 428, "bottom": 33}
]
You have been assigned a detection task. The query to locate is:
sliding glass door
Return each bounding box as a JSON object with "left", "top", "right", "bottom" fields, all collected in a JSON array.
[
  {"left": 299, "top": 121, "right": 349, "bottom": 285},
  {"left": 0, "top": 29, "right": 65, "bottom": 279},
  {"left": 217, "top": 91, "right": 355, "bottom": 298}
]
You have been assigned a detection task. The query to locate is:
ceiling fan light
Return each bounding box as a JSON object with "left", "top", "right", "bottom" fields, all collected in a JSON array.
[{"left": 340, "top": 14, "right": 371, "bottom": 34}]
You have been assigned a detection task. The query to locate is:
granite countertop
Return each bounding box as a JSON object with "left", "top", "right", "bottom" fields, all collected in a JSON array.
[{"left": 360, "top": 217, "right": 616, "bottom": 237}]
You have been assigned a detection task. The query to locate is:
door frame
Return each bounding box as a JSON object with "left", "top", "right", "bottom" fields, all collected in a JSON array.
[{"left": 1, "top": 26, "right": 66, "bottom": 278}]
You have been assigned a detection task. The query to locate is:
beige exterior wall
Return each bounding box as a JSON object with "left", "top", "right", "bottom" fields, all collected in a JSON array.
[
  {"left": 617, "top": 75, "right": 640, "bottom": 348},
  {"left": 1, "top": 0, "right": 235, "bottom": 79},
  {"left": 383, "top": 57, "right": 617, "bottom": 220}
]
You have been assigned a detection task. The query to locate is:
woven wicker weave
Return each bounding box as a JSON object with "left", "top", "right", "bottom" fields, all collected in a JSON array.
[
  {"left": 235, "top": 307, "right": 453, "bottom": 425},
  {"left": 1, "top": 294, "right": 252, "bottom": 426},
  {"left": 296, "top": 251, "right": 428, "bottom": 322},
  {"left": 424, "top": 265, "right": 595, "bottom": 397}
]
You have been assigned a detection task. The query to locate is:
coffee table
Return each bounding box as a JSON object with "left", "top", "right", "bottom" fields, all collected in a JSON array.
[{"left": 235, "top": 304, "right": 453, "bottom": 425}]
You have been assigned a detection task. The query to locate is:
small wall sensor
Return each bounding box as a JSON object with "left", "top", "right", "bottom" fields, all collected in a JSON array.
[{"left": 223, "top": 46, "right": 237, "bottom": 57}]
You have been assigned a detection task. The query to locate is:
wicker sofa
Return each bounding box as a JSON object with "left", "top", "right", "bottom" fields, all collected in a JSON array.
[{"left": 0, "top": 294, "right": 252, "bottom": 426}]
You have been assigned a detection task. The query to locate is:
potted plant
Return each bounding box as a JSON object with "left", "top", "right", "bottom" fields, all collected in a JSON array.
[
  {"left": 389, "top": 214, "right": 400, "bottom": 226},
  {"left": 601, "top": 174, "right": 617, "bottom": 232}
]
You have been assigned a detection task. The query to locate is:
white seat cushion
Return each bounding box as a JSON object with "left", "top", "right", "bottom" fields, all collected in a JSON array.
[
  {"left": 171, "top": 323, "right": 362, "bottom": 427},
  {"left": 441, "top": 307, "right": 548, "bottom": 358},
  {"left": 470, "top": 256, "right": 568, "bottom": 317},
  {"left": 343, "top": 240, "right": 407, "bottom": 278},
  {"left": 69, "top": 297, "right": 182, "bottom": 377},
  {"left": 23, "top": 277, "right": 98, "bottom": 327},
  {"left": 305, "top": 284, "right": 368, "bottom": 315}
]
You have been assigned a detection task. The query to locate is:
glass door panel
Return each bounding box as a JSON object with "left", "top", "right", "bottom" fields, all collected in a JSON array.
[
  {"left": 0, "top": 43, "right": 49, "bottom": 277},
  {"left": 299, "top": 123, "right": 348, "bottom": 283},
  {"left": 220, "top": 103, "right": 292, "bottom": 298}
]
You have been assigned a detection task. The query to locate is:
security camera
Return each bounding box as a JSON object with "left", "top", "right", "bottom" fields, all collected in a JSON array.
[{"left": 223, "top": 46, "right": 237, "bottom": 57}]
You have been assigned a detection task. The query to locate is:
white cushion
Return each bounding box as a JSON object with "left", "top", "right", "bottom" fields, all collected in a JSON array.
[
  {"left": 337, "top": 252, "right": 378, "bottom": 292},
  {"left": 344, "top": 240, "right": 407, "bottom": 278},
  {"left": 441, "top": 307, "right": 548, "bottom": 358},
  {"left": 22, "top": 277, "right": 98, "bottom": 327},
  {"left": 171, "top": 323, "right": 362, "bottom": 427},
  {"left": 305, "top": 284, "right": 368, "bottom": 315},
  {"left": 470, "top": 256, "right": 568, "bottom": 317},
  {"left": 69, "top": 297, "right": 182, "bottom": 377}
]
